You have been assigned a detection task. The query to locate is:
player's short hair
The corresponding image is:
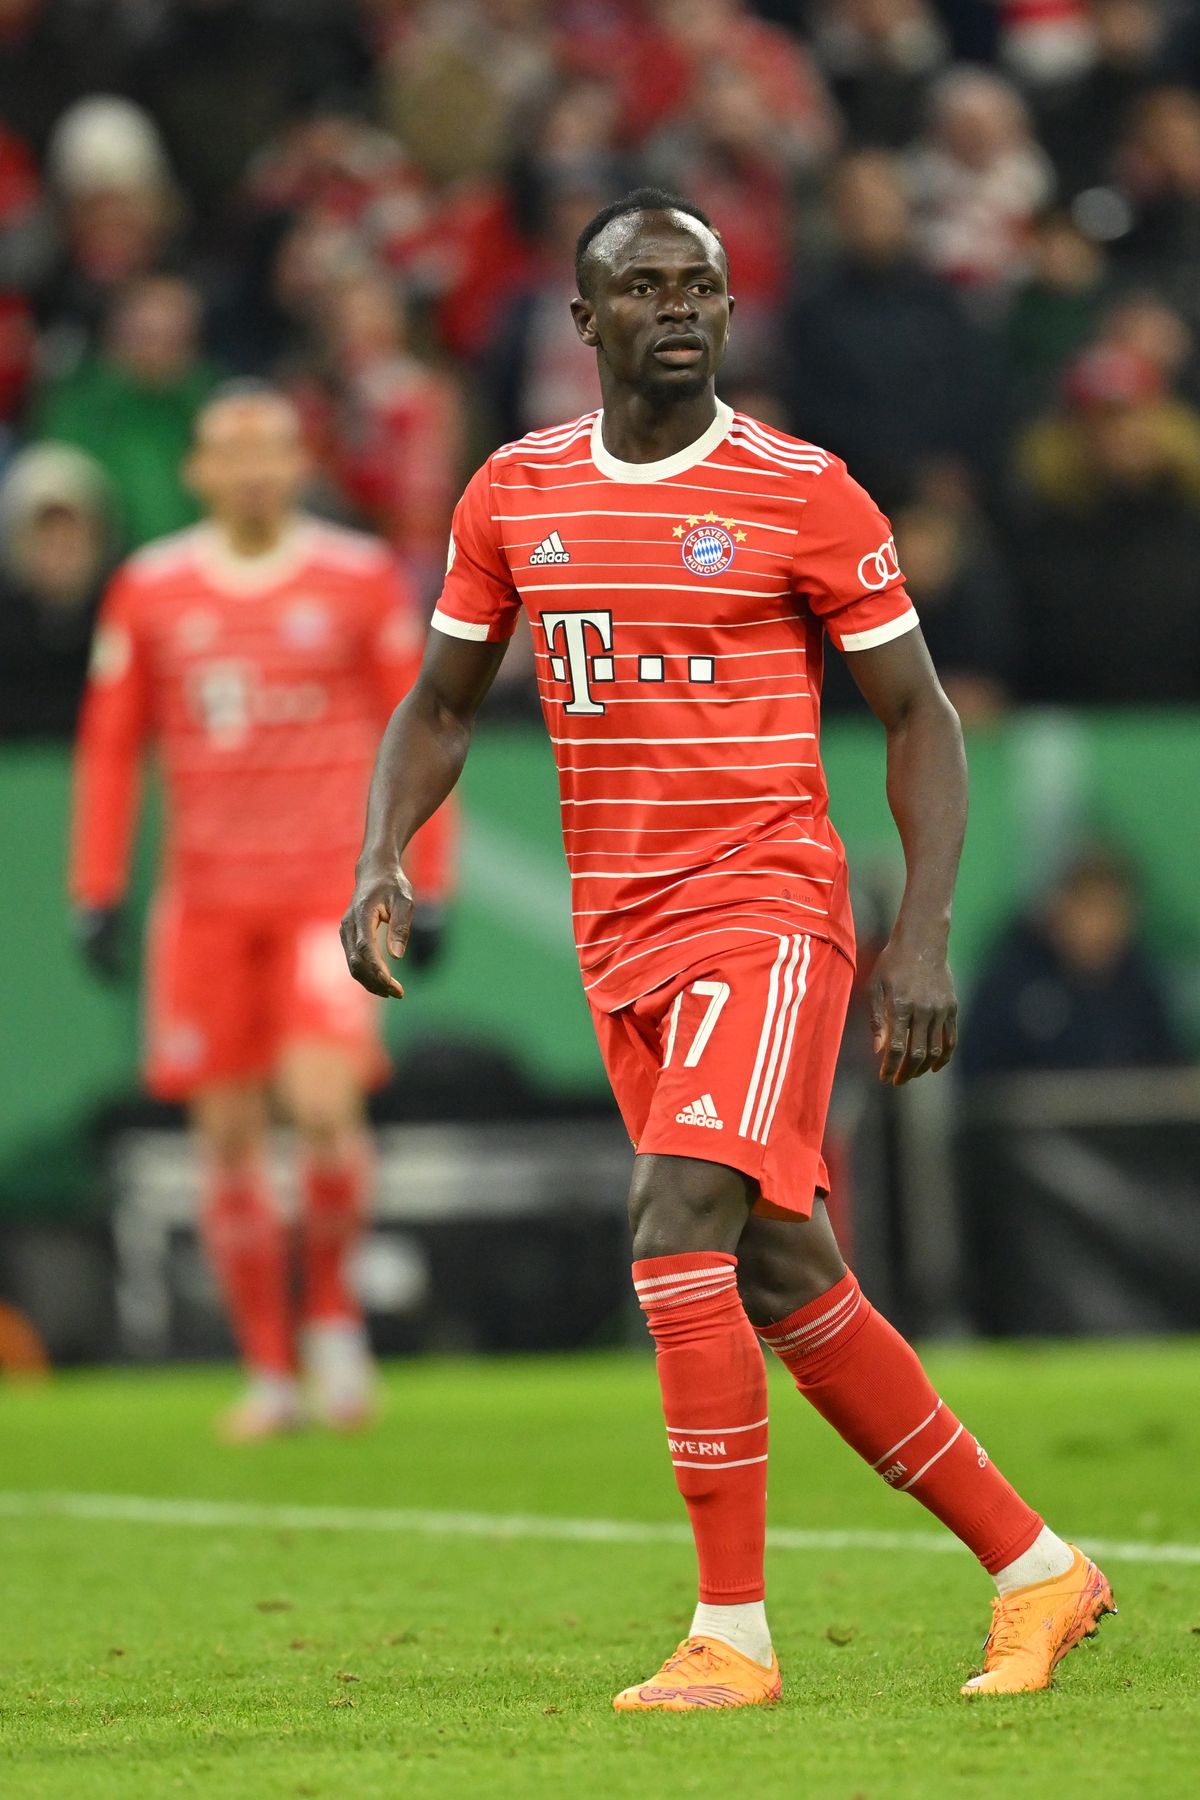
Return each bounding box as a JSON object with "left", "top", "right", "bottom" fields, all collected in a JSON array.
[
  {"left": 574, "top": 187, "right": 721, "bottom": 297},
  {"left": 194, "top": 378, "right": 300, "bottom": 440}
]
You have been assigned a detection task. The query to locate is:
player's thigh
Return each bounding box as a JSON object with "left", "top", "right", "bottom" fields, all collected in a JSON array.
[
  {"left": 636, "top": 933, "right": 853, "bottom": 1223},
  {"left": 144, "top": 894, "right": 269, "bottom": 1099},
  {"left": 277, "top": 916, "right": 387, "bottom": 1096}
]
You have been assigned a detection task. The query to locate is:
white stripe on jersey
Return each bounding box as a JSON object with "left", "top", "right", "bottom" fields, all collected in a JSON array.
[
  {"left": 838, "top": 611, "right": 920, "bottom": 652},
  {"left": 548, "top": 732, "right": 816, "bottom": 745},
  {"left": 491, "top": 509, "right": 797, "bottom": 534}
]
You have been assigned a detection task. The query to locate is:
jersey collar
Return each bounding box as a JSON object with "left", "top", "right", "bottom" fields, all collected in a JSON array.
[
  {"left": 194, "top": 518, "right": 317, "bottom": 592},
  {"left": 590, "top": 399, "right": 733, "bottom": 484}
]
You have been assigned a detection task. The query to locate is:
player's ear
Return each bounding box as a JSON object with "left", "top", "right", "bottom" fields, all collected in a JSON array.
[{"left": 570, "top": 295, "right": 600, "bottom": 348}]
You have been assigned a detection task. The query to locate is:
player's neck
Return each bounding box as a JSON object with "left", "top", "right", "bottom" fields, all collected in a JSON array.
[
  {"left": 597, "top": 384, "right": 719, "bottom": 466},
  {"left": 214, "top": 515, "right": 296, "bottom": 561}
]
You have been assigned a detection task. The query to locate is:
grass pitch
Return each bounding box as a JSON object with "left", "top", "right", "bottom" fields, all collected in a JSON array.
[{"left": 2, "top": 1342, "right": 1198, "bottom": 1799}]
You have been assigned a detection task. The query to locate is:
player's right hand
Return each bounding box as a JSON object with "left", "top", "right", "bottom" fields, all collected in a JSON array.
[
  {"left": 74, "top": 906, "right": 126, "bottom": 983},
  {"left": 340, "top": 865, "right": 414, "bottom": 1000}
]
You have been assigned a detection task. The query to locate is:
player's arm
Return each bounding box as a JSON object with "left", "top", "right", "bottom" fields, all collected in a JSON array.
[
  {"left": 341, "top": 631, "right": 506, "bottom": 998},
  {"left": 68, "top": 572, "right": 152, "bottom": 981},
  {"left": 344, "top": 457, "right": 521, "bottom": 997},
  {"left": 845, "top": 628, "right": 966, "bottom": 1086}
]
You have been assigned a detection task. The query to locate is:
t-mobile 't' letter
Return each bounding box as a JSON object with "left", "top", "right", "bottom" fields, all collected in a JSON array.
[{"left": 541, "top": 610, "right": 615, "bottom": 715}]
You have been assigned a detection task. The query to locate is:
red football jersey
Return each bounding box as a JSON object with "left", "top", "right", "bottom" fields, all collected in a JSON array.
[
  {"left": 432, "top": 404, "right": 917, "bottom": 1010},
  {"left": 71, "top": 518, "right": 452, "bottom": 912}
]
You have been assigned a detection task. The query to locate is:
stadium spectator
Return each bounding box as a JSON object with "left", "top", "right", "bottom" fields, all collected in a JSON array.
[
  {"left": 0, "top": 0, "right": 119, "bottom": 162},
  {"left": 1031, "top": 0, "right": 1166, "bottom": 200},
  {"left": 1004, "top": 209, "right": 1110, "bottom": 416},
  {"left": 906, "top": 65, "right": 1055, "bottom": 302},
  {"left": 810, "top": 0, "right": 951, "bottom": 150},
  {"left": 372, "top": 0, "right": 557, "bottom": 185},
  {"left": 35, "top": 275, "right": 217, "bottom": 548},
  {"left": 39, "top": 97, "right": 182, "bottom": 369},
  {"left": 1012, "top": 342, "right": 1200, "bottom": 701},
  {"left": 1100, "top": 287, "right": 1200, "bottom": 407},
  {"left": 961, "top": 845, "right": 1186, "bottom": 1076},
  {"left": 0, "top": 441, "right": 114, "bottom": 738},
  {"left": 784, "top": 150, "right": 1002, "bottom": 505},
  {"left": 887, "top": 493, "right": 1016, "bottom": 724},
  {"left": 1111, "top": 85, "right": 1200, "bottom": 331},
  {"left": 123, "top": 0, "right": 359, "bottom": 237},
  {"left": 313, "top": 268, "right": 464, "bottom": 600}
]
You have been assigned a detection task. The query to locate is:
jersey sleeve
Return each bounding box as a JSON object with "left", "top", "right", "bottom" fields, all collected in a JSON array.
[
  {"left": 429, "top": 459, "right": 522, "bottom": 645},
  {"left": 792, "top": 460, "right": 919, "bottom": 653},
  {"left": 69, "top": 567, "right": 152, "bottom": 907}
]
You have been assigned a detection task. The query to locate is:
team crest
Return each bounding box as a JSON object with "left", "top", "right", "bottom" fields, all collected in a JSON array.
[{"left": 673, "top": 512, "right": 745, "bottom": 577}]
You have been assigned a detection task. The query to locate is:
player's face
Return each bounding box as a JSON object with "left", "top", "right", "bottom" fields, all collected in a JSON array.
[
  {"left": 572, "top": 214, "right": 733, "bottom": 400},
  {"left": 187, "top": 399, "right": 309, "bottom": 530}
]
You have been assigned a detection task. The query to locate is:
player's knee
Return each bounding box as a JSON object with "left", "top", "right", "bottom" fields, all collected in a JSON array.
[
  {"left": 736, "top": 1211, "right": 846, "bottom": 1327},
  {"left": 627, "top": 1154, "right": 752, "bottom": 1260}
]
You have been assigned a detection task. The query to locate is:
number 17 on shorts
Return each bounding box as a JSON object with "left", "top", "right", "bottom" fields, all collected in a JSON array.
[{"left": 592, "top": 933, "right": 855, "bottom": 1221}]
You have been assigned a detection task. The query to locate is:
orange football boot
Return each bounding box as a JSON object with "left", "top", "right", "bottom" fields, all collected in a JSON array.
[
  {"left": 613, "top": 1636, "right": 782, "bottom": 1712},
  {"left": 961, "top": 1545, "right": 1116, "bottom": 1696}
]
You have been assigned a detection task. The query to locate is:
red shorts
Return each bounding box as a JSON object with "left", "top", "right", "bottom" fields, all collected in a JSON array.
[
  {"left": 590, "top": 932, "right": 854, "bottom": 1220},
  {"left": 144, "top": 892, "right": 386, "bottom": 1100}
]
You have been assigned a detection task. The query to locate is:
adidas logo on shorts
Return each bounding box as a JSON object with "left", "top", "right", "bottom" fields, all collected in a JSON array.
[
  {"left": 530, "top": 531, "right": 571, "bottom": 565},
  {"left": 676, "top": 1093, "right": 724, "bottom": 1130}
]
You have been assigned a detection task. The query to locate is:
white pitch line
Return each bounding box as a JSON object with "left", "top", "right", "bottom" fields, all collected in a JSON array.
[{"left": 0, "top": 1491, "right": 1197, "bottom": 1566}]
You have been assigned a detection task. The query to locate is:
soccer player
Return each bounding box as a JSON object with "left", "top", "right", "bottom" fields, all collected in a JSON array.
[
  {"left": 340, "top": 191, "right": 1115, "bottom": 1705},
  {"left": 70, "top": 383, "right": 451, "bottom": 1442}
]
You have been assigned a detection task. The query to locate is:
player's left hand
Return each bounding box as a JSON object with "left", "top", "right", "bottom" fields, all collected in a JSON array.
[{"left": 868, "top": 934, "right": 958, "bottom": 1086}]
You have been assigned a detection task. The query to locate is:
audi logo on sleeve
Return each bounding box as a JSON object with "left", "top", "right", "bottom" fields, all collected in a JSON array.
[{"left": 856, "top": 536, "right": 901, "bottom": 592}]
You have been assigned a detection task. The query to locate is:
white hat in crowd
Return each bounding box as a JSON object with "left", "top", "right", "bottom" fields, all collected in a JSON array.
[{"left": 46, "top": 96, "right": 173, "bottom": 198}]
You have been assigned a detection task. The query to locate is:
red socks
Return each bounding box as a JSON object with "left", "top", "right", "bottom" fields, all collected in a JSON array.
[
  {"left": 299, "top": 1145, "right": 369, "bottom": 1327},
  {"left": 634, "top": 1253, "right": 767, "bottom": 1603},
  {"left": 758, "top": 1272, "right": 1042, "bottom": 1573},
  {"left": 200, "top": 1165, "right": 292, "bottom": 1377}
]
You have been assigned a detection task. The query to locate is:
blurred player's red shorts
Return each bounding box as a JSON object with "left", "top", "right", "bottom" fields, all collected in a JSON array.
[
  {"left": 144, "top": 891, "right": 387, "bottom": 1100},
  {"left": 590, "top": 932, "right": 854, "bottom": 1220}
]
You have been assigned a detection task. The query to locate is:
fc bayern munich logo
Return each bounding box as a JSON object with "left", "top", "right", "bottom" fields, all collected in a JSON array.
[{"left": 681, "top": 524, "right": 736, "bottom": 577}]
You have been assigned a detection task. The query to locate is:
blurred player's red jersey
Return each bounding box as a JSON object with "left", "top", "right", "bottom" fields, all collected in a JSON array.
[
  {"left": 70, "top": 518, "right": 450, "bottom": 913},
  {"left": 433, "top": 405, "right": 917, "bottom": 1011}
]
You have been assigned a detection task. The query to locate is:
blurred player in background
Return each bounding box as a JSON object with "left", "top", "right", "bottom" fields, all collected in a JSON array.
[
  {"left": 342, "top": 191, "right": 1114, "bottom": 1710},
  {"left": 69, "top": 384, "right": 452, "bottom": 1442}
]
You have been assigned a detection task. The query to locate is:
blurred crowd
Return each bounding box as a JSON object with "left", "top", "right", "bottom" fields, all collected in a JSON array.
[{"left": 4, "top": 0, "right": 1200, "bottom": 728}]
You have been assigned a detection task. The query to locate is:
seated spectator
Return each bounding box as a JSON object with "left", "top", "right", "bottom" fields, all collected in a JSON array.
[
  {"left": 1012, "top": 342, "right": 1200, "bottom": 701},
  {"left": 0, "top": 442, "right": 114, "bottom": 738},
  {"left": 1004, "top": 209, "right": 1110, "bottom": 416},
  {"left": 1100, "top": 288, "right": 1200, "bottom": 408},
  {"left": 39, "top": 96, "right": 183, "bottom": 372},
  {"left": 961, "top": 846, "right": 1186, "bottom": 1077},
  {"left": 488, "top": 171, "right": 608, "bottom": 442},
  {"left": 313, "top": 268, "right": 464, "bottom": 602},
  {"left": 906, "top": 65, "right": 1055, "bottom": 305},
  {"left": 810, "top": 0, "right": 951, "bottom": 150},
  {"left": 0, "top": 0, "right": 118, "bottom": 162},
  {"left": 1112, "top": 86, "right": 1200, "bottom": 333},
  {"left": 124, "top": 0, "right": 355, "bottom": 236},
  {"left": 373, "top": 0, "right": 556, "bottom": 185},
  {"left": 888, "top": 493, "right": 1015, "bottom": 725},
  {"left": 1031, "top": 0, "right": 1165, "bottom": 199},
  {"left": 34, "top": 275, "right": 217, "bottom": 549},
  {"left": 785, "top": 151, "right": 1003, "bottom": 506}
]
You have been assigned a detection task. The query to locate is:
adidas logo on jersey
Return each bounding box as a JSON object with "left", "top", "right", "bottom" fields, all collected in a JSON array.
[
  {"left": 530, "top": 531, "right": 571, "bottom": 565},
  {"left": 675, "top": 1094, "right": 724, "bottom": 1130}
]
